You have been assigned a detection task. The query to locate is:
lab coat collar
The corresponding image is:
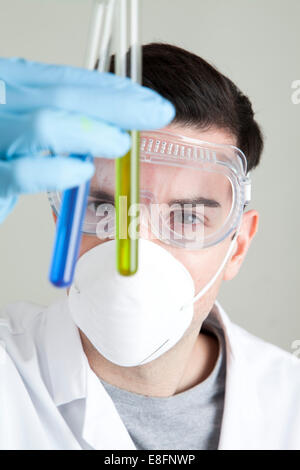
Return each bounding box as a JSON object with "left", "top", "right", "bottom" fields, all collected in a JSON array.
[
  {"left": 44, "top": 296, "right": 242, "bottom": 450},
  {"left": 207, "top": 298, "right": 236, "bottom": 360},
  {"left": 45, "top": 297, "right": 87, "bottom": 406},
  {"left": 45, "top": 296, "right": 135, "bottom": 449},
  {"left": 213, "top": 301, "right": 263, "bottom": 450}
]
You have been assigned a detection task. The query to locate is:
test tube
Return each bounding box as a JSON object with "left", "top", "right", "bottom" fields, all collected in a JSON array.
[
  {"left": 49, "top": 1, "right": 109, "bottom": 287},
  {"left": 49, "top": 154, "right": 93, "bottom": 287},
  {"left": 115, "top": 0, "right": 141, "bottom": 275},
  {"left": 49, "top": 0, "right": 140, "bottom": 285}
]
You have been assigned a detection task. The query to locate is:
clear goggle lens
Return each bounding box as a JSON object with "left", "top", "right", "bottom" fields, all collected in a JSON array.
[{"left": 49, "top": 154, "right": 245, "bottom": 249}]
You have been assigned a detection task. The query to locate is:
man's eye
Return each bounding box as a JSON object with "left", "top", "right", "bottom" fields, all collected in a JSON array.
[
  {"left": 171, "top": 210, "right": 204, "bottom": 225},
  {"left": 87, "top": 200, "right": 115, "bottom": 217}
]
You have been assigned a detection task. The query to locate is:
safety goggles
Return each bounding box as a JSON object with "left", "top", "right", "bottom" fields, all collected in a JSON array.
[{"left": 48, "top": 130, "right": 251, "bottom": 250}]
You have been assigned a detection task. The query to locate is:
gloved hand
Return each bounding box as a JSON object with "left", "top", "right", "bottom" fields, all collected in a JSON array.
[{"left": 0, "top": 57, "right": 175, "bottom": 223}]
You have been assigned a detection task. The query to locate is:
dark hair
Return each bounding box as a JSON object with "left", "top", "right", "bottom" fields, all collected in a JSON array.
[
  {"left": 144, "top": 44, "right": 263, "bottom": 172},
  {"left": 103, "top": 42, "right": 264, "bottom": 173}
]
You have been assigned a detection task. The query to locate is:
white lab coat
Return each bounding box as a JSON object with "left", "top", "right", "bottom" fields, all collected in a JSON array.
[{"left": 0, "top": 297, "right": 300, "bottom": 450}]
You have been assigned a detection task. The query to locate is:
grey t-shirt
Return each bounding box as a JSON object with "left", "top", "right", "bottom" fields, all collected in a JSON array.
[{"left": 99, "top": 312, "right": 226, "bottom": 450}]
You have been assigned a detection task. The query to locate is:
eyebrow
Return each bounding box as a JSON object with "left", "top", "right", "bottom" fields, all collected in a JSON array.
[
  {"left": 89, "top": 189, "right": 115, "bottom": 202},
  {"left": 168, "top": 197, "right": 221, "bottom": 208},
  {"left": 89, "top": 189, "right": 221, "bottom": 208}
]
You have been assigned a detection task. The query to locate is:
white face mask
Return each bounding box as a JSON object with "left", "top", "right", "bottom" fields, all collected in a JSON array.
[{"left": 68, "top": 235, "right": 239, "bottom": 367}]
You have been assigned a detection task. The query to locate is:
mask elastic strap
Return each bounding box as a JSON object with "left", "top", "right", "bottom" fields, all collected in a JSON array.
[{"left": 181, "top": 225, "right": 241, "bottom": 311}]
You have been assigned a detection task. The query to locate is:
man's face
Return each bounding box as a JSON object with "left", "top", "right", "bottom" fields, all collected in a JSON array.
[{"left": 79, "top": 124, "right": 259, "bottom": 328}]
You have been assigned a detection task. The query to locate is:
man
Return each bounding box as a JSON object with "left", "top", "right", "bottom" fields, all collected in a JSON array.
[{"left": 0, "top": 43, "right": 300, "bottom": 450}]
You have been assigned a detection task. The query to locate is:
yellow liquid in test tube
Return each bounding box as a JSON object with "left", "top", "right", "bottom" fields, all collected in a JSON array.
[{"left": 115, "top": 130, "right": 140, "bottom": 275}]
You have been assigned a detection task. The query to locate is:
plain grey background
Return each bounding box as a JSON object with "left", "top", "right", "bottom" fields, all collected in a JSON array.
[{"left": 0, "top": 0, "right": 299, "bottom": 352}]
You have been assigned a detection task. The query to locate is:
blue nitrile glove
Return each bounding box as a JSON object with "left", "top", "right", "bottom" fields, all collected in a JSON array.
[{"left": 0, "top": 57, "right": 175, "bottom": 223}]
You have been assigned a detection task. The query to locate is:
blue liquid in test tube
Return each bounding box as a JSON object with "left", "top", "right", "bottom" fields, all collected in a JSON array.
[{"left": 49, "top": 154, "right": 93, "bottom": 287}]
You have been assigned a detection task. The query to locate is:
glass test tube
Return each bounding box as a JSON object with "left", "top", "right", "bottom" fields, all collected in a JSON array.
[
  {"left": 115, "top": 130, "right": 139, "bottom": 275},
  {"left": 49, "top": 154, "right": 93, "bottom": 287},
  {"left": 115, "top": 0, "right": 141, "bottom": 275},
  {"left": 49, "top": 0, "right": 108, "bottom": 287}
]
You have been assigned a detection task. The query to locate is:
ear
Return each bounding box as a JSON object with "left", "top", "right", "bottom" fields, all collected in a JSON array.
[{"left": 223, "top": 210, "right": 259, "bottom": 281}]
